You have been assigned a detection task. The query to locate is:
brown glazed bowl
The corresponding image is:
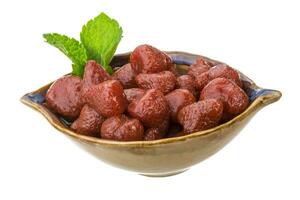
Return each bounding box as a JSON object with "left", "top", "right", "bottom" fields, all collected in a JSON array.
[{"left": 20, "top": 52, "right": 281, "bottom": 177}]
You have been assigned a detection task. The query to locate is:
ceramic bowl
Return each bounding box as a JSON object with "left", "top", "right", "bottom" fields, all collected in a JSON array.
[{"left": 20, "top": 52, "right": 281, "bottom": 177}]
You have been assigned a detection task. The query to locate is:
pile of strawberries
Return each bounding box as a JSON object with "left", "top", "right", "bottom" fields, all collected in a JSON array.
[{"left": 45, "top": 44, "right": 249, "bottom": 141}]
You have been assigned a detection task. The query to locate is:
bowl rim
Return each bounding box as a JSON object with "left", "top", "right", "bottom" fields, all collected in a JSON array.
[{"left": 20, "top": 51, "right": 282, "bottom": 147}]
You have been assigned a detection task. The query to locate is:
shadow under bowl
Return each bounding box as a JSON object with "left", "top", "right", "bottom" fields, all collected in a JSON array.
[{"left": 20, "top": 52, "right": 281, "bottom": 177}]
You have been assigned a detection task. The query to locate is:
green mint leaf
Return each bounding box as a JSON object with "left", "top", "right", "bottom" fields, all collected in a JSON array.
[
  {"left": 80, "top": 12, "right": 122, "bottom": 74},
  {"left": 43, "top": 33, "right": 88, "bottom": 77}
]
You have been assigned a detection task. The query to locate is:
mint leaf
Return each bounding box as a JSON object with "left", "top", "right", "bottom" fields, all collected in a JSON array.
[
  {"left": 80, "top": 12, "right": 122, "bottom": 74},
  {"left": 43, "top": 33, "right": 87, "bottom": 77}
]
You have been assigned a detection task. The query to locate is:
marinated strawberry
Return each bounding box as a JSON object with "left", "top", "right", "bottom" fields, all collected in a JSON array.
[
  {"left": 85, "top": 80, "right": 127, "bottom": 117},
  {"left": 46, "top": 75, "right": 83, "bottom": 120},
  {"left": 124, "top": 88, "right": 145, "bottom": 103},
  {"left": 165, "top": 89, "right": 196, "bottom": 122},
  {"left": 195, "top": 64, "right": 242, "bottom": 90},
  {"left": 135, "top": 71, "right": 176, "bottom": 94},
  {"left": 71, "top": 105, "right": 105, "bottom": 136},
  {"left": 144, "top": 117, "right": 169, "bottom": 140},
  {"left": 112, "top": 63, "right": 138, "bottom": 88},
  {"left": 81, "top": 60, "right": 110, "bottom": 99},
  {"left": 178, "top": 99, "right": 223, "bottom": 134},
  {"left": 187, "top": 57, "right": 212, "bottom": 78},
  {"left": 200, "top": 78, "right": 248, "bottom": 116},
  {"left": 101, "top": 115, "right": 144, "bottom": 141},
  {"left": 208, "top": 64, "right": 242, "bottom": 87},
  {"left": 130, "top": 44, "right": 173, "bottom": 73},
  {"left": 176, "top": 75, "right": 198, "bottom": 97},
  {"left": 128, "top": 89, "right": 169, "bottom": 128}
]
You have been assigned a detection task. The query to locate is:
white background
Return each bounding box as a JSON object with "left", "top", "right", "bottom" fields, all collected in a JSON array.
[{"left": 0, "top": 0, "right": 299, "bottom": 199}]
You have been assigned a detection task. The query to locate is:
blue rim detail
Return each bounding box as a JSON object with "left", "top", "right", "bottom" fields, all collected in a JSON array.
[{"left": 170, "top": 55, "right": 195, "bottom": 65}]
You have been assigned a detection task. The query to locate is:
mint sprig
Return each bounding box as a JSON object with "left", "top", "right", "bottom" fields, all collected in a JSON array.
[
  {"left": 81, "top": 13, "right": 122, "bottom": 74},
  {"left": 43, "top": 12, "right": 123, "bottom": 76},
  {"left": 43, "top": 33, "right": 87, "bottom": 77}
]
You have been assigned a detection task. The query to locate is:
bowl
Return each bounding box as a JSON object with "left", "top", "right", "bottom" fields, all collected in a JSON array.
[{"left": 20, "top": 52, "right": 281, "bottom": 177}]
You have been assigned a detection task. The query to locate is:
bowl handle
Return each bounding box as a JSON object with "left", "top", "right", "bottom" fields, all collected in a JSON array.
[{"left": 256, "top": 89, "right": 282, "bottom": 106}]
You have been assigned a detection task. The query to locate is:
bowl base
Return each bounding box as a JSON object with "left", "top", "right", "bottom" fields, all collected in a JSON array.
[{"left": 140, "top": 169, "right": 189, "bottom": 177}]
